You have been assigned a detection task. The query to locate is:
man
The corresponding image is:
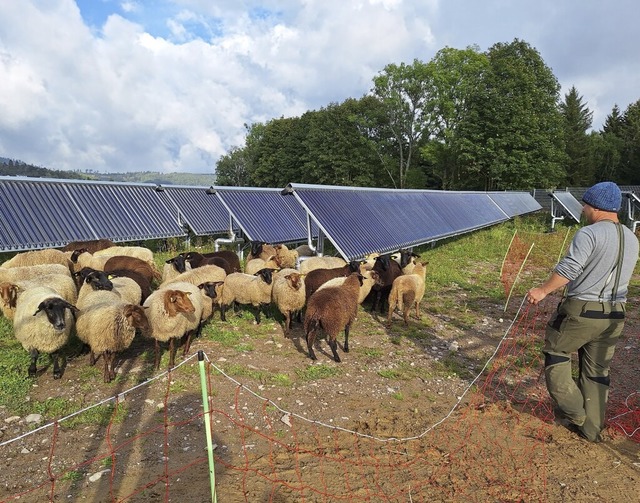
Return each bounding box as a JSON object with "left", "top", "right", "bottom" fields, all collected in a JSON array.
[{"left": 527, "top": 181, "right": 639, "bottom": 442}]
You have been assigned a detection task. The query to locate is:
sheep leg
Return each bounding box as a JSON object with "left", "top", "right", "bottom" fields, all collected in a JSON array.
[
  {"left": 328, "top": 337, "right": 341, "bottom": 363},
  {"left": 103, "top": 351, "right": 112, "bottom": 383},
  {"left": 154, "top": 340, "right": 162, "bottom": 370},
  {"left": 28, "top": 349, "right": 39, "bottom": 378},
  {"left": 253, "top": 306, "right": 261, "bottom": 324},
  {"left": 183, "top": 330, "right": 194, "bottom": 356},
  {"left": 403, "top": 307, "right": 410, "bottom": 325},
  {"left": 306, "top": 328, "right": 318, "bottom": 360},
  {"left": 220, "top": 305, "right": 227, "bottom": 322},
  {"left": 343, "top": 324, "right": 350, "bottom": 353},
  {"left": 283, "top": 311, "right": 291, "bottom": 336},
  {"left": 52, "top": 352, "right": 63, "bottom": 380},
  {"left": 89, "top": 351, "right": 98, "bottom": 366},
  {"left": 168, "top": 338, "right": 176, "bottom": 368}
]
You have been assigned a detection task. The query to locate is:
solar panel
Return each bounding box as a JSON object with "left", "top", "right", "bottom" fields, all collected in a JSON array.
[
  {"left": 550, "top": 191, "right": 583, "bottom": 223},
  {"left": 623, "top": 192, "right": 640, "bottom": 232},
  {"left": 487, "top": 191, "right": 542, "bottom": 218},
  {"left": 0, "top": 178, "right": 96, "bottom": 250},
  {"left": 213, "top": 187, "right": 315, "bottom": 244},
  {"left": 283, "top": 184, "right": 530, "bottom": 260},
  {"left": 155, "top": 185, "right": 233, "bottom": 236}
]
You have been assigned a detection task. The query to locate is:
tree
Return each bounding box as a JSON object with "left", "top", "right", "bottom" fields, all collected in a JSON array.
[
  {"left": 457, "top": 39, "right": 566, "bottom": 190},
  {"left": 593, "top": 105, "right": 624, "bottom": 181},
  {"left": 560, "top": 86, "right": 595, "bottom": 185},
  {"left": 420, "top": 46, "right": 489, "bottom": 189},
  {"left": 215, "top": 146, "right": 251, "bottom": 186},
  {"left": 618, "top": 99, "right": 640, "bottom": 184},
  {"left": 371, "top": 59, "right": 435, "bottom": 188}
]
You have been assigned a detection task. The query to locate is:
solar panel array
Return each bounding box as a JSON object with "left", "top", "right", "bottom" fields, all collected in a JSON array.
[
  {"left": 0, "top": 176, "right": 542, "bottom": 256},
  {"left": 284, "top": 184, "right": 542, "bottom": 260},
  {"left": 549, "top": 191, "right": 583, "bottom": 223}
]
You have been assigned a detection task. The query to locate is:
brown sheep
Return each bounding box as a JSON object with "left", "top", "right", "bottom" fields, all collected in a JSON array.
[
  {"left": 304, "top": 261, "right": 360, "bottom": 302},
  {"left": 303, "top": 272, "right": 363, "bottom": 362},
  {"left": 103, "top": 255, "right": 161, "bottom": 282},
  {"left": 62, "top": 239, "right": 115, "bottom": 253}
]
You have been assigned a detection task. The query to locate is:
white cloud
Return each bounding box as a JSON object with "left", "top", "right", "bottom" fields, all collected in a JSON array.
[{"left": 0, "top": 0, "right": 638, "bottom": 174}]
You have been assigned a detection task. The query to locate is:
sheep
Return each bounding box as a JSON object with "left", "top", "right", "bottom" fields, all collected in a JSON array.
[
  {"left": 62, "top": 239, "right": 115, "bottom": 253},
  {"left": 110, "top": 276, "right": 143, "bottom": 305},
  {"left": 246, "top": 241, "right": 277, "bottom": 262},
  {"left": 396, "top": 249, "right": 420, "bottom": 274},
  {"left": 75, "top": 269, "right": 115, "bottom": 309},
  {"left": 219, "top": 268, "right": 276, "bottom": 324},
  {"left": 304, "top": 272, "right": 363, "bottom": 362},
  {"left": 0, "top": 274, "right": 78, "bottom": 321},
  {"left": 245, "top": 255, "right": 280, "bottom": 275},
  {"left": 103, "top": 255, "right": 161, "bottom": 283},
  {"left": 273, "top": 244, "right": 299, "bottom": 269},
  {"left": 107, "top": 268, "right": 152, "bottom": 303},
  {"left": 159, "top": 264, "right": 227, "bottom": 290},
  {"left": 93, "top": 245, "right": 155, "bottom": 267},
  {"left": 181, "top": 250, "right": 241, "bottom": 273},
  {"left": 304, "top": 261, "right": 361, "bottom": 302},
  {"left": 162, "top": 255, "right": 192, "bottom": 283},
  {"left": 271, "top": 268, "right": 306, "bottom": 336},
  {"left": 295, "top": 244, "right": 317, "bottom": 258},
  {"left": 0, "top": 263, "right": 72, "bottom": 286},
  {"left": 369, "top": 254, "right": 403, "bottom": 313},
  {"left": 13, "top": 286, "right": 78, "bottom": 378},
  {"left": 69, "top": 249, "right": 111, "bottom": 272},
  {"left": 298, "top": 256, "right": 347, "bottom": 275},
  {"left": 182, "top": 251, "right": 234, "bottom": 275},
  {"left": 75, "top": 299, "right": 149, "bottom": 382},
  {"left": 1, "top": 249, "right": 73, "bottom": 271},
  {"left": 317, "top": 268, "right": 382, "bottom": 304},
  {"left": 142, "top": 281, "right": 203, "bottom": 369},
  {"left": 387, "top": 262, "right": 428, "bottom": 326}
]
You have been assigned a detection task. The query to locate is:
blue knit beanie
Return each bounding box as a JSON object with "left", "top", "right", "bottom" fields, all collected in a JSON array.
[{"left": 582, "top": 181, "right": 621, "bottom": 212}]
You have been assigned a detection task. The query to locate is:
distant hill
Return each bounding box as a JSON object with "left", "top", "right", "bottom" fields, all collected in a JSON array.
[{"left": 0, "top": 158, "right": 217, "bottom": 186}]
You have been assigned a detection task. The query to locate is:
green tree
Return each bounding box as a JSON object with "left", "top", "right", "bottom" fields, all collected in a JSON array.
[
  {"left": 619, "top": 99, "right": 640, "bottom": 184},
  {"left": 420, "top": 46, "right": 489, "bottom": 189},
  {"left": 215, "top": 146, "right": 251, "bottom": 186},
  {"left": 593, "top": 105, "right": 624, "bottom": 181},
  {"left": 371, "top": 59, "right": 435, "bottom": 188},
  {"left": 560, "top": 86, "right": 595, "bottom": 186},
  {"left": 457, "top": 39, "right": 566, "bottom": 190}
]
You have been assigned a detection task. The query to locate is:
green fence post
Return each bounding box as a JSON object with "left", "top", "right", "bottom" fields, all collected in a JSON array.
[{"left": 198, "top": 350, "right": 217, "bottom": 503}]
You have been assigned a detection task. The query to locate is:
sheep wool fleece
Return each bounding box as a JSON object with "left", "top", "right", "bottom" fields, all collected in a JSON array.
[{"left": 544, "top": 221, "right": 639, "bottom": 442}]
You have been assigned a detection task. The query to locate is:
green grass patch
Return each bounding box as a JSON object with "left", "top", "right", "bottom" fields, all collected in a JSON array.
[{"left": 295, "top": 364, "right": 341, "bottom": 381}]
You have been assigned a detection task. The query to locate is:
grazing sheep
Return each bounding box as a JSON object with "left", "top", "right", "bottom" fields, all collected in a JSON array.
[
  {"left": 304, "top": 261, "right": 361, "bottom": 302},
  {"left": 159, "top": 264, "right": 227, "bottom": 289},
  {"left": 103, "top": 255, "right": 161, "bottom": 283},
  {"left": 181, "top": 250, "right": 241, "bottom": 273},
  {"left": 271, "top": 268, "right": 306, "bottom": 335},
  {"left": 387, "top": 262, "right": 428, "bottom": 326},
  {"left": 93, "top": 246, "right": 155, "bottom": 266},
  {"left": 369, "top": 254, "right": 403, "bottom": 313},
  {"left": 76, "top": 300, "right": 149, "bottom": 382},
  {"left": 247, "top": 241, "right": 277, "bottom": 262},
  {"left": 183, "top": 251, "right": 234, "bottom": 275},
  {"left": 62, "top": 239, "right": 115, "bottom": 253},
  {"left": 273, "top": 244, "right": 299, "bottom": 269},
  {"left": 304, "top": 272, "right": 363, "bottom": 362},
  {"left": 142, "top": 281, "right": 203, "bottom": 369},
  {"left": 219, "top": 268, "right": 276, "bottom": 324},
  {"left": 13, "top": 286, "right": 78, "bottom": 378},
  {"left": 298, "top": 256, "right": 347, "bottom": 275},
  {"left": 0, "top": 274, "right": 78, "bottom": 321},
  {"left": 245, "top": 255, "right": 280, "bottom": 275},
  {"left": 396, "top": 249, "right": 420, "bottom": 274},
  {"left": 1, "top": 249, "right": 73, "bottom": 271},
  {"left": 69, "top": 249, "right": 111, "bottom": 272},
  {"left": 75, "top": 269, "right": 115, "bottom": 309},
  {"left": 317, "top": 268, "right": 382, "bottom": 304}
]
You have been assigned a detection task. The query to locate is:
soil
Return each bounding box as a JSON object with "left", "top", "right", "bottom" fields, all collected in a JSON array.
[{"left": 1, "top": 283, "right": 639, "bottom": 502}]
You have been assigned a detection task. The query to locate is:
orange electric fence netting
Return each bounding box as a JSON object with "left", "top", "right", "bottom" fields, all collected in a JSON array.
[{"left": 1, "top": 237, "right": 638, "bottom": 502}]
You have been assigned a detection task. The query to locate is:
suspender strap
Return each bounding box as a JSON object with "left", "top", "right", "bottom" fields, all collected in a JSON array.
[{"left": 598, "top": 222, "right": 624, "bottom": 303}]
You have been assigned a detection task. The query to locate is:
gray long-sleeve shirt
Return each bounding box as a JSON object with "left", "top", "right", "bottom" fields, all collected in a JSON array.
[{"left": 555, "top": 220, "right": 639, "bottom": 302}]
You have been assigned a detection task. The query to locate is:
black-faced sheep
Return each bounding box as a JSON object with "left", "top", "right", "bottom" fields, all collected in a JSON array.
[
  {"left": 76, "top": 300, "right": 149, "bottom": 382},
  {"left": 304, "top": 261, "right": 361, "bottom": 302},
  {"left": 142, "top": 281, "right": 203, "bottom": 369},
  {"left": 304, "top": 272, "right": 363, "bottom": 362},
  {"left": 62, "top": 239, "right": 115, "bottom": 253},
  {"left": 271, "top": 268, "right": 306, "bottom": 336},
  {"left": 163, "top": 255, "right": 191, "bottom": 283},
  {"left": 245, "top": 255, "right": 280, "bottom": 276},
  {"left": 246, "top": 241, "right": 277, "bottom": 262},
  {"left": 0, "top": 274, "right": 78, "bottom": 321},
  {"left": 13, "top": 286, "right": 78, "bottom": 378},
  {"left": 298, "top": 256, "right": 347, "bottom": 275},
  {"left": 387, "top": 261, "right": 428, "bottom": 326},
  {"left": 218, "top": 268, "right": 275, "bottom": 324},
  {"left": 181, "top": 250, "right": 241, "bottom": 273}
]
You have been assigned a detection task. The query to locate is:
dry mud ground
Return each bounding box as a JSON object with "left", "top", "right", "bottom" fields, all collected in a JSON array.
[{"left": 1, "top": 280, "right": 639, "bottom": 502}]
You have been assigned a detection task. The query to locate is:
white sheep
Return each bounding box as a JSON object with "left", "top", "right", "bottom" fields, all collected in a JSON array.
[
  {"left": 158, "top": 264, "right": 226, "bottom": 289},
  {"left": 244, "top": 255, "right": 280, "bottom": 275},
  {"left": 0, "top": 273, "right": 78, "bottom": 321},
  {"left": 273, "top": 244, "right": 299, "bottom": 269},
  {"left": 219, "top": 268, "right": 275, "bottom": 324},
  {"left": 75, "top": 299, "right": 149, "bottom": 382},
  {"left": 298, "top": 256, "right": 347, "bottom": 275},
  {"left": 0, "top": 263, "right": 72, "bottom": 285},
  {"left": 110, "top": 275, "right": 142, "bottom": 305},
  {"left": 271, "top": 268, "right": 306, "bottom": 336},
  {"left": 13, "top": 286, "right": 78, "bottom": 378},
  {"left": 386, "top": 261, "right": 428, "bottom": 326},
  {"left": 1, "top": 249, "right": 72, "bottom": 271},
  {"left": 142, "top": 281, "right": 203, "bottom": 369},
  {"left": 93, "top": 245, "right": 155, "bottom": 266}
]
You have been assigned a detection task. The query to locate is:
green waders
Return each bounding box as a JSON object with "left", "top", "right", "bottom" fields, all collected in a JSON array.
[{"left": 543, "top": 298, "right": 625, "bottom": 441}]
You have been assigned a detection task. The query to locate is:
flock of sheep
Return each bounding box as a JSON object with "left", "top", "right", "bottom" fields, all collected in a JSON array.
[{"left": 0, "top": 239, "right": 428, "bottom": 383}]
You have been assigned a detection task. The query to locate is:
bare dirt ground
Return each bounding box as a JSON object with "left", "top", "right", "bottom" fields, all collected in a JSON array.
[{"left": 1, "top": 280, "right": 639, "bottom": 502}]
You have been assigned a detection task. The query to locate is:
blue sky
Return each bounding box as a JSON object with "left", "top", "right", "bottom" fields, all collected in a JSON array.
[{"left": 1, "top": 0, "right": 638, "bottom": 174}]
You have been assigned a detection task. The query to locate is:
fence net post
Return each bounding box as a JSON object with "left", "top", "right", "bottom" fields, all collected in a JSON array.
[{"left": 198, "top": 350, "right": 217, "bottom": 503}]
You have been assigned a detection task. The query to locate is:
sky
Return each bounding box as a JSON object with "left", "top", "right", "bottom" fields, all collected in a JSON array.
[{"left": 0, "top": 1, "right": 638, "bottom": 175}]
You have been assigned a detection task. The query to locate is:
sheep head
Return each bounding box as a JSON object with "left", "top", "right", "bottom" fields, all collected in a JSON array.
[
  {"left": 163, "top": 289, "right": 195, "bottom": 316},
  {"left": 0, "top": 282, "right": 20, "bottom": 308},
  {"left": 166, "top": 255, "right": 187, "bottom": 273},
  {"left": 124, "top": 304, "right": 150, "bottom": 331},
  {"left": 33, "top": 298, "right": 78, "bottom": 330}
]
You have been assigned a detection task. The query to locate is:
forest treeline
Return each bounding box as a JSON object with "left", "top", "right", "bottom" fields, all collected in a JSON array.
[{"left": 215, "top": 39, "right": 640, "bottom": 191}]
